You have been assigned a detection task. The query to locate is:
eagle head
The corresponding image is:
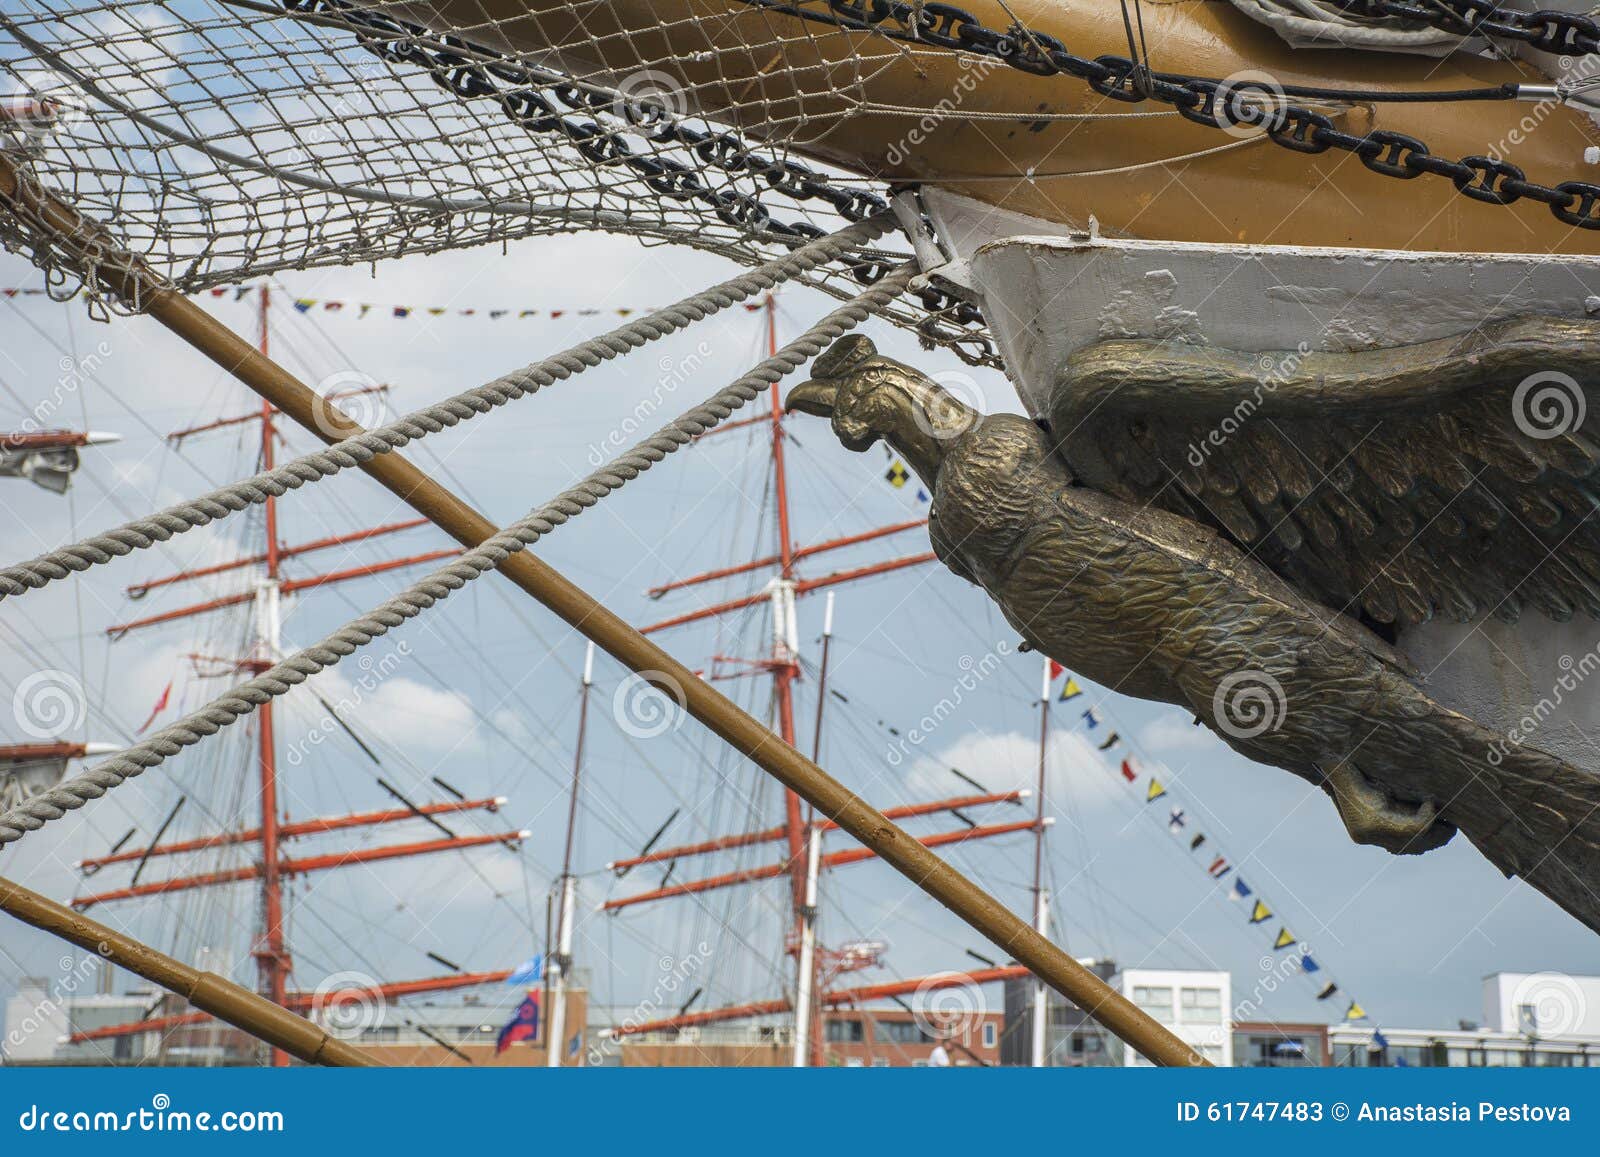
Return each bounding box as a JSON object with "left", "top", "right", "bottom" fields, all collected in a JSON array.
[{"left": 785, "top": 336, "right": 979, "bottom": 485}]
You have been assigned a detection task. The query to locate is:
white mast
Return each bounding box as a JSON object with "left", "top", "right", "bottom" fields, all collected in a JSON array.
[
  {"left": 791, "top": 591, "right": 834, "bottom": 1067},
  {"left": 1031, "top": 654, "right": 1051, "bottom": 1068},
  {"left": 547, "top": 641, "right": 594, "bottom": 1067}
]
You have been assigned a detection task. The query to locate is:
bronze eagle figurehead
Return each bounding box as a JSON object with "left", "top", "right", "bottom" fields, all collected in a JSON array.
[
  {"left": 785, "top": 327, "right": 1600, "bottom": 936},
  {"left": 786, "top": 334, "right": 981, "bottom": 488}
]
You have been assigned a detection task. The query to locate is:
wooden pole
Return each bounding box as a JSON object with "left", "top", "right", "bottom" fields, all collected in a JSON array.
[
  {"left": 0, "top": 156, "right": 1206, "bottom": 1067},
  {"left": 0, "top": 876, "right": 375, "bottom": 1066}
]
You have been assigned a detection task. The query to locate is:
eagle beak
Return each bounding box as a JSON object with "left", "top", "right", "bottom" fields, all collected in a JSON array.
[{"left": 785, "top": 380, "right": 838, "bottom": 418}]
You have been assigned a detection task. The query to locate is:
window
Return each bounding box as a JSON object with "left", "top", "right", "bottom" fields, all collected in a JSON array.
[
  {"left": 982, "top": 1023, "right": 997, "bottom": 1049},
  {"left": 870, "top": 1058, "right": 890, "bottom": 1068},
  {"left": 1180, "top": 988, "right": 1222, "bottom": 1024},
  {"left": 1518, "top": 1003, "right": 1539, "bottom": 1035},
  {"left": 826, "top": 1019, "right": 863, "bottom": 1043},
  {"left": 874, "top": 1019, "right": 930, "bottom": 1045},
  {"left": 1133, "top": 986, "right": 1174, "bottom": 1024}
]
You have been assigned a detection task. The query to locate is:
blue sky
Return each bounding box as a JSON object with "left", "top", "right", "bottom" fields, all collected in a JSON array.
[{"left": 1, "top": 224, "right": 1596, "bottom": 1047}]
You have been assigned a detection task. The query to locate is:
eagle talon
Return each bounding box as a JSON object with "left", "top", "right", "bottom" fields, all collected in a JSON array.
[{"left": 1323, "top": 762, "right": 1454, "bottom": 855}]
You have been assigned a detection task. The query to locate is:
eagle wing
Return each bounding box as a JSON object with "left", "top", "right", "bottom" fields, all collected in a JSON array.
[{"left": 1046, "top": 317, "right": 1600, "bottom": 628}]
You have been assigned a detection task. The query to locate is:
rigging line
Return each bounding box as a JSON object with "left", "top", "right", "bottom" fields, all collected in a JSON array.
[
  {"left": 1, "top": 298, "right": 231, "bottom": 491},
  {"left": 271, "top": 691, "right": 541, "bottom": 919},
  {"left": 0, "top": 268, "right": 916, "bottom": 856},
  {"left": 0, "top": 215, "right": 895, "bottom": 602}
]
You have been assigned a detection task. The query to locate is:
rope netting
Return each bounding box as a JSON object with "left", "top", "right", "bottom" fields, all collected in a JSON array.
[{"left": 0, "top": 0, "right": 996, "bottom": 362}]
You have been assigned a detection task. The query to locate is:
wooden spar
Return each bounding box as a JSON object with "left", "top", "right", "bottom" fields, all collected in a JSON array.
[
  {"left": 67, "top": 968, "right": 515, "bottom": 1045},
  {"left": 608, "top": 965, "right": 1031, "bottom": 1039},
  {"left": 644, "top": 518, "right": 927, "bottom": 599},
  {"left": 126, "top": 516, "right": 429, "bottom": 598},
  {"left": 0, "top": 876, "right": 375, "bottom": 1066},
  {"left": 0, "top": 155, "right": 1207, "bottom": 1068},
  {"left": 604, "top": 790, "right": 1026, "bottom": 871},
  {"left": 106, "top": 547, "right": 462, "bottom": 636},
  {"left": 76, "top": 796, "right": 507, "bottom": 870},
  {"left": 72, "top": 831, "right": 528, "bottom": 909},
  {"left": 639, "top": 551, "right": 937, "bottom": 634},
  {"left": 602, "top": 819, "right": 1043, "bottom": 912}
]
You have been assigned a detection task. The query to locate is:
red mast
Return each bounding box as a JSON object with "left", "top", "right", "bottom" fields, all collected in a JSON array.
[
  {"left": 253, "top": 285, "right": 291, "bottom": 1066},
  {"left": 765, "top": 293, "right": 807, "bottom": 930},
  {"left": 617, "top": 306, "right": 1024, "bottom": 1062},
  {"left": 88, "top": 286, "right": 526, "bottom": 1064}
]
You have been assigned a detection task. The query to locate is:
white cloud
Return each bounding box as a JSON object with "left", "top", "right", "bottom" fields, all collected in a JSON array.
[
  {"left": 903, "top": 727, "right": 1128, "bottom": 817},
  {"left": 1140, "top": 712, "right": 1221, "bottom": 756}
]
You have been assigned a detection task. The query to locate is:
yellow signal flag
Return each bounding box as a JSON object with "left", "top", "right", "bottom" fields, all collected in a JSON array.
[
  {"left": 1345, "top": 1001, "right": 1368, "bottom": 1021},
  {"left": 1146, "top": 778, "right": 1166, "bottom": 803},
  {"left": 1273, "top": 927, "right": 1297, "bottom": 950},
  {"left": 884, "top": 460, "right": 909, "bottom": 489},
  {"left": 1249, "top": 899, "right": 1272, "bottom": 924}
]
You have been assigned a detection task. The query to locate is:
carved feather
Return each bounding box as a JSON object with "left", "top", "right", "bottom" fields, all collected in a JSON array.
[{"left": 1050, "top": 317, "right": 1600, "bottom": 628}]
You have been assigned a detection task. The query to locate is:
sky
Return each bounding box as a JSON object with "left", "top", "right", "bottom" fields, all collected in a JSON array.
[{"left": 2, "top": 214, "right": 1597, "bottom": 1055}]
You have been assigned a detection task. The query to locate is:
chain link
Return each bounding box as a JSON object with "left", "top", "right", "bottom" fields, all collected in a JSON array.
[
  {"left": 277, "top": 0, "right": 1002, "bottom": 365},
  {"left": 735, "top": 0, "right": 1600, "bottom": 230},
  {"left": 1325, "top": 0, "right": 1600, "bottom": 58}
]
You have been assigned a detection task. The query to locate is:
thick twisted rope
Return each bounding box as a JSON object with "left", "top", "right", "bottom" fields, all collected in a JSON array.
[
  {"left": 0, "top": 265, "right": 915, "bottom": 848},
  {"left": 0, "top": 214, "right": 893, "bottom": 600}
]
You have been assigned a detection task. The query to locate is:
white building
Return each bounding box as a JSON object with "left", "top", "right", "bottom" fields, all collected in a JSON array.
[
  {"left": 3, "top": 978, "right": 171, "bottom": 1065},
  {"left": 1482, "top": 971, "right": 1600, "bottom": 1037},
  {"left": 1111, "top": 967, "right": 1232, "bottom": 1066}
]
